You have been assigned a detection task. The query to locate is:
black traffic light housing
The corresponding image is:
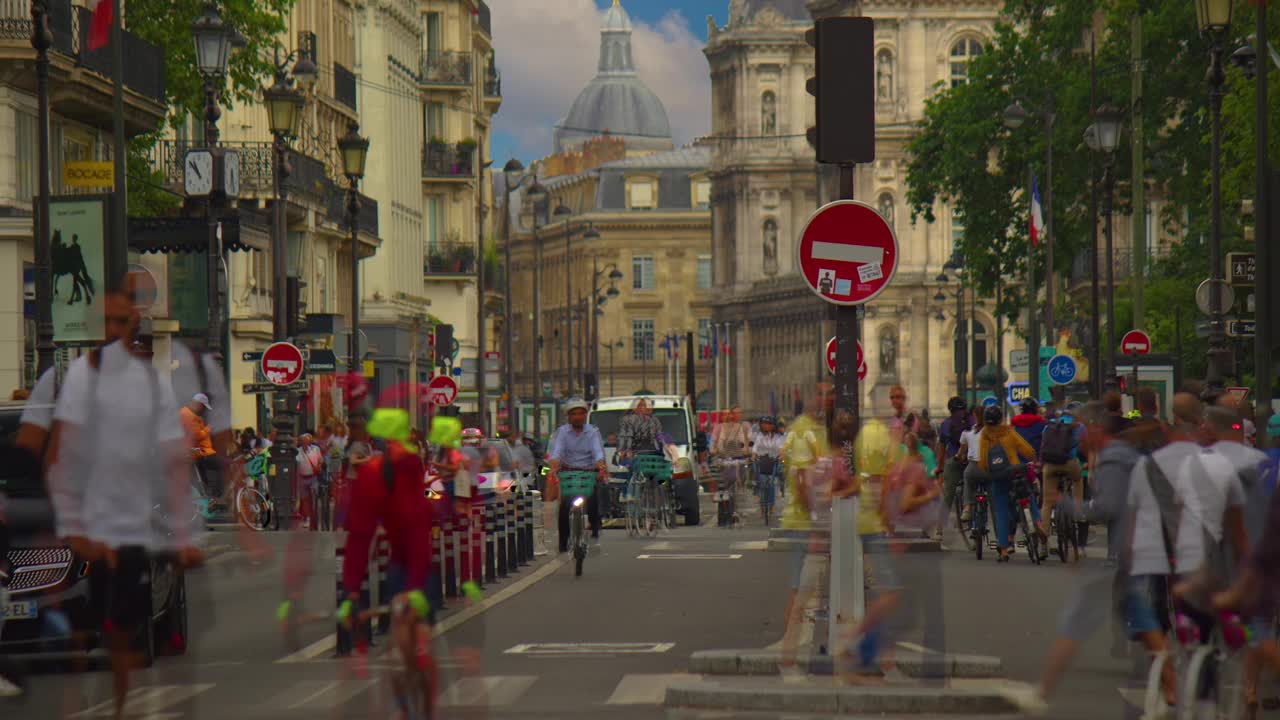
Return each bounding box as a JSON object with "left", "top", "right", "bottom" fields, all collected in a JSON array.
[
  {"left": 434, "top": 323, "right": 454, "bottom": 367},
  {"left": 805, "top": 17, "right": 876, "bottom": 165}
]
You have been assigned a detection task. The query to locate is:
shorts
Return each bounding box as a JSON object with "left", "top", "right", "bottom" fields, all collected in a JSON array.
[
  {"left": 862, "top": 534, "right": 900, "bottom": 591},
  {"left": 1123, "top": 574, "right": 1171, "bottom": 639},
  {"left": 794, "top": 551, "right": 828, "bottom": 596},
  {"left": 89, "top": 546, "right": 151, "bottom": 633}
]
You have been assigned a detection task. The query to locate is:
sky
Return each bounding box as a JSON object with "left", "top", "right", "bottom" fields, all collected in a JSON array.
[{"left": 488, "top": 0, "right": 729, "bottom": 165}]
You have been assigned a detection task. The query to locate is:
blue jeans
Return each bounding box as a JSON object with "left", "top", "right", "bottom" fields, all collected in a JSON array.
[{"left": 991, "top": 476, "right": 1041, "bottom": 550}]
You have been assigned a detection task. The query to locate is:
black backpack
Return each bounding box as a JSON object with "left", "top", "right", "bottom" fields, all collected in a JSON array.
[
  {"left": 985, "top": 439, "right": 1013, "bottom": 482},
  {"left": 1041, "top": 418, "right": 1074, "bottom": 465}
]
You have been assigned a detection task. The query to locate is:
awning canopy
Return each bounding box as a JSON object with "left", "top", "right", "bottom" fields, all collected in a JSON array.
[{"left": 128, "top": 212, "right": 269, "bottom": 254}]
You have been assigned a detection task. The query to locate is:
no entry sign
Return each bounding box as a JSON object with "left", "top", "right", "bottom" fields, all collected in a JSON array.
[
  {"left": 261, "top": 342, "right": 305, "bottom": 386},
  {"left": 825, "top": 336, "right": 867, "bottom": 380},
  {"left": 427, "top": 375, "right": 458, "bottom": 406},
  {"left": 1120, "top": 329, "right": 1151, "bottom": 355},
  {"left": 797, "top": 200, "right": 898, "bottom": 306}
]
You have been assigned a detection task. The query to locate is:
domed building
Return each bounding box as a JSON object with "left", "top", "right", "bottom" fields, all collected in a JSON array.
[{"left": 554, "top": 0, "right": 674, "bottom": 156}]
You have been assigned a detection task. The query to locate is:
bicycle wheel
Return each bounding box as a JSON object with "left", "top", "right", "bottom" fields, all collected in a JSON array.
[
  {"left": 953, "top": 495, "right": 975, "bottom": 551},
  {"left": 571, "top": 508, "right": 586, "bottom": 577},
  {"left": 1019, "top": 506, "right": 1040, "bottom": 565},
  {"left": 237, "top": 487, "right": 270, "bottom": 531},
  {"left": 1145, "top": 650, "right": 1172, "bottom": 719},
  {"left": 973, "top": 504, "right": 985, "bottom": 561},
  {"left": 643, "top": 480, "right": 658, "bottom": 536},
  {"left": 625, "top": 478, "right": 640, "bottom": 537}
]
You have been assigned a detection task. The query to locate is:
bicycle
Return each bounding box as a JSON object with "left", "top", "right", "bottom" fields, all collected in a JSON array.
[
  {"left": 233, "top": 452, "right": 275, "bottom": 532},
  {"left": 717, "top": 458, "right": 745, "bottom": 528},
  {"left": 949, "top": 466, "right": 975, "bottom": 552},
  {"left": 1046, "top": 467, "right": 1079, "bottom": 564},
  {"left": 559, "top": 471, "right": 598, "bottom": 577},
  {"left": 970, "top": 476, "right": 991, "bottom": 561},
  {"left": 1172, "top": 609, "right": 1250, "bottom": 720},
  {"left": 754, "top": 456, "right": 781, "bottom": 527},
  {"left": 1011, "top": 471, "right": 1042, "bottom": 566}
]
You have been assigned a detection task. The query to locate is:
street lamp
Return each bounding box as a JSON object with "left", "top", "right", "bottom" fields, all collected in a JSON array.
[
  {"left": 30, "top": 1, "right": 55, "bottom": 378},
  {"left": 338, "top": 122, "right": 370, "bottom": 378},
  {"left": 602, "top": 338, "right": 625, "bottom": 396},
  {"left": 192, "top": 3, "right": 239, "bottom": 363},
  {"left": 939, "top": 254, "right": 970, "bottom": 401},
  {"left": 587, "top": 260, "right": 623, "bottom": 400},
  {"left": 1086, "top": 102, "right": 1123, "bottom": 385},
  {"left": 262, "top": 49, "right": 310, "bottom": 532},
  {"left": 525, "top": 178, "right": 548, "bottom": 440},
  {"left": 1197, "top": 0, "right": 1234, "bottom": 392}
]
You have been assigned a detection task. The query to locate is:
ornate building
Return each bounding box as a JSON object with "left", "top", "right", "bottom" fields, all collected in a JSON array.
[{"left": 707, "top": 0, "right": 1004, "bottom": 416}]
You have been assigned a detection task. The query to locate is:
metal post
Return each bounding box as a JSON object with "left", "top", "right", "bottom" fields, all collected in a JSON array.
[
  {"left": 348, "top": 182, "right": 361, "bottom": 375},
  {"left": 108, "top": 0, "right": 126, "bottom": 286},
  {"left": 1089, "top": 31, "right": 1103, "bottom": 398},
  {"left": 477, "top": 139, "right": 488, "bottom": 433},
  {"left": 1043, "top": 94, "right": 1055, "bottom": 348},
  {"left": 996, "top": 282, "right": 1004, "bottom": 409},
  {"left": 204, "top": 80, "right": 221, "bottom": 359},
  {"left": 1255, "top": 1, "right": 1273, "bottom": 443},
  {"left": 1103, "top": 159, "right": 1117, "bottom": 380},
  {"left": 564, "top": 223, "right": 573, "bottom": 397},
  {"left": 503, "top": 189, "right": 515, "bottom": 429},
  {"left": 271, "top": 134, "right": 296, "bottom": 529},
  {"left": 1206, "top": 37, "right": 1228, "bottom": 391},
  {"left": 1027, "top": 167, "right": 1041, "bottom": 403},
  {"left": 1131, "top": 12, "right": 1146, "bottom": 329},
  {"left": 608, "top": 343, "right": 615, "bottom": 395},
  {"left": 532, "top": 223, "right": 542, "bottom": 440},
  {"left": 31, "top": 0, "right": 54, "bottom": 377}
]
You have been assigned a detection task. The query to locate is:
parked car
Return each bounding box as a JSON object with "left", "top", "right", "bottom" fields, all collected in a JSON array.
[
  {"left": 588, "top": 395, "right": 701, "bottom": 526},
  {"left": 0, "top": 400, "right": 188, "bottom": 667}
]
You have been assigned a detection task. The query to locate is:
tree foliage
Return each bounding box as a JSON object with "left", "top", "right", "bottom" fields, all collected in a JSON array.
[{"left": 905, "top": 0, "right": 1280, "bottom": 380}]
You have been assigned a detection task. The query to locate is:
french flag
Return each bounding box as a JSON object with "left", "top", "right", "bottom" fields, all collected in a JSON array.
[
  {"left": 87, "top": 0, "right": 113, "bottom": 51},
  {"left": 1030, "top": 174, "right": 1045, "bottom": 246}
]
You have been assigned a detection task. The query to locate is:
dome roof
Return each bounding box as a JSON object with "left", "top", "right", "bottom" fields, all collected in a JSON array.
[{"left": 554, "top": 1, "right": 673, "bottom": 154}]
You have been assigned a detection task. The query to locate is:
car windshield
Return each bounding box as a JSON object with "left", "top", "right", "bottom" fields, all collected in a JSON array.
[
  {"left": 0, "top": 406, "right": 47, "bottom": 498},
  {"left": 590, "top": 408, "right": 689, "bottom": 447}
]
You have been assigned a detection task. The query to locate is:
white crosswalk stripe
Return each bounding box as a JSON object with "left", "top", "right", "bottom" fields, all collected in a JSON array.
[
  {"left": 605, "top": 673, "right": 697, "bottom": 704},
  {"left": 69, "top": 683, "right": 216, "bottom": 718},
  {"left": 439, "top": 675, "right": 538, "bottom": 706}
]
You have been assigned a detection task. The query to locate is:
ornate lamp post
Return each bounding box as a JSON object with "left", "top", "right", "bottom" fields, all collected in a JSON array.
[
  {"left": 1085, "top": 103, "right": 1124, "bottom": 384},
  {"left": 31, "top": 0, "right": 54, "bottom": 377},
  {"left": 338, "top": 123, "right": 370, "bottom": 378},
  {"left": 1196, "top": 0, "right": 1234, "bottom": 392}
]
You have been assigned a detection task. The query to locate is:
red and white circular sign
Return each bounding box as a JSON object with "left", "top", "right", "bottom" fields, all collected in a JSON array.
[
  {"left": 261, "top": 342, "right": 305, "bottom": 386},
  {"left": 1120, "top": 330, "right": 1152, "bottom": 355},
  {"left": 427, "top": 375, "right": 458, "bottom": 407},
  {"left": 825, "top": 336, "right": 867, "bottom": 380},
  {"left": 797, "top": 200, "right": 899, "bottom": 306}
]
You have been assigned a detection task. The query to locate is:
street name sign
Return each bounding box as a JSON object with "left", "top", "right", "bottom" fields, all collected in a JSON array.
[
  {"left": 1228, "top": 319, "right": 1257, "bottom": 338},
  {"left": 797, "top": 200, "right": 898, "bottom": 306},
  {"left": 825, "top": 336, "right": 867, "bottom": 379},
  {"left": 243, "top": 381, "right": 308, "bottom": 394},
  {"left": 1121, "top": 329, "right": 1152, "bottom": 355},
  {"left": 261, "top": 342, "right": 305, "bottom": 386},
  {"left": 1047, "top": 354, "right": 1078, "bottom": 386}
]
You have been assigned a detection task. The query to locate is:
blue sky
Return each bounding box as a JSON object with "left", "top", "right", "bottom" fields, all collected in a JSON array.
[{"left": 488, "top": 0, "right": 729, "bottom": 165}]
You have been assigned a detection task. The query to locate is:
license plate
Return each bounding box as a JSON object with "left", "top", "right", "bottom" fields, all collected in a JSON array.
[{"left": 0, "top": 600, "right": 37, "bottom": 620}]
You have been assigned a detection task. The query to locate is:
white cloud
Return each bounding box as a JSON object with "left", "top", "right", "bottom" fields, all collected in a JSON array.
[{"left": 489, "top": 0, "right": 710, "bottom": 160}]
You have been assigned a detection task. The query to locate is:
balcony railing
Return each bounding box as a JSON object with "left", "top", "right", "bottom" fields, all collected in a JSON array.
[
  {"left": 425, "top": 242, "right": 477, "bottom": 276},
  {"left": 422, "top": 142, "right": 476, "bottom": 179},
  {"left": 419, "top": 50, "right": 472, "bottom": 86},
  {"left": 477, "top": 1, "right": 491, "bottom": 37},
  {"left": 484, "top": 66, "right": 501, "bottom": 97},
  {"left": 334, "top": 62, "right": 357, "bottom": 112},
  {"left": 156, "top": 140, "right": 275, "bottom": 194}
]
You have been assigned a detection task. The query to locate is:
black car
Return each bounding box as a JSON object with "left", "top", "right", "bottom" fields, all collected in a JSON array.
[{"left": 0, "top": 401, "right": 187, "bottom": 666}]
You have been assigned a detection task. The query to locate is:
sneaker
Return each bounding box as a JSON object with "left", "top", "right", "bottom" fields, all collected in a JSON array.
[
  {"left": 999, "top": 685, "right": 1048, "bottom": 716},
  {"left": 960, "top": 508, "right": 972, "bottom": 522},
  {"left": 779, "top": 664, "right": 806, "bottom": 685}
]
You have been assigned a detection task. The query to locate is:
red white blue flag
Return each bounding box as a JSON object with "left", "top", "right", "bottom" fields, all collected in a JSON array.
[{"left": 1030, "top": 174, "right": 1045, "bottom": 246}]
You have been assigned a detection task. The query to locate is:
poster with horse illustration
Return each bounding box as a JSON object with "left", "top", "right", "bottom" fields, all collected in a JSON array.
[{"left": 50, "top": 196, "right": 107, "bottom": 345}]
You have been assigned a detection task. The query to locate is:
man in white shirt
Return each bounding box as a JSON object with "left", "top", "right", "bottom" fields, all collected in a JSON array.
[{"left": 44, "top": 289, "right": 204, "bottom": 720}]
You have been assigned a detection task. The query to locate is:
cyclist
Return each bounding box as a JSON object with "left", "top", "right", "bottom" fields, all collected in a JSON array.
[
  {"left": 1038, "top": 404, "right": 1085, "bottom": 554},
  {"left": 618, "top": 397, "right": 663, "bottom": 461},
  {"left": 939, "top": 397, "right": 970, "bottom": 533},
  {"left": 546, "top": 399, "right": 607, "bottom": 552},
  {"left": 958, "top": 406, "right": 985, "bottom": 524},
  {"left": 752, "top": 416, "right": 785, "bottom": 515},
  {"left": 977, "top": 405, "right": 1038, "bottom": 562},
  {"left": 712, "top": 405, "right": 752, "bottom": 526},
  {"left": 1011, "top": 398, "right": 1046, "bottom": 455}
]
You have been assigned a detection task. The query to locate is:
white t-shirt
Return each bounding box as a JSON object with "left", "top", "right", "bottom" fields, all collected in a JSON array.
[
  {"left": 169, "top": 342, "right": 231, "bottom": 436},
  {"left": 296, "top": 444, "right": 324, "bottom": 477},
  {"left": 49, "top": 341, "right": 195, "bottom": 550},
  {"left": 961, "top": 429, "right": 981, "bottom": 462},
  {"left": 18, "top": 366, "right": 59, "bottom": 430},
  {"left": 1128, "top": 444, "right": 1245, "bottom": 576}
]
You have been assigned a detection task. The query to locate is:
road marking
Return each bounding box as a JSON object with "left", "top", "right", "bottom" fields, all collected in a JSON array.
[
  {"left": 505, "top": 642, "right": 675, "bottom": 655},
  {"left": 895, "top": 641, "right": 929, "bottom": 654},
  {"left": 606, "top": 673, "right": 696, "bottom": 704},
  {"left": 730, "top": 540, "right": 768, "bottom": 551},
  {"left": 70, "top": 684, "right": 215, "bottom": 718},
  {"left": 643, "top": 541, "right": 676, "bottom": 550},
  {"left": 439, "top": 676, "right": 537, "bottom": 706},
  {"left": 276, "top": 555, "right": 568, "bottom": 663},
  {"left": 636, "top": 554, "right": 742, "bottom": 560}
]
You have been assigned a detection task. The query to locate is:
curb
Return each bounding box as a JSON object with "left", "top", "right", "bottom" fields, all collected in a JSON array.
[
  {"left": 688, "top": 650, "right": 1002, "bottom": 678},
  {"left": 664, "top": 679, "right": 1019, "bottom": 715}
]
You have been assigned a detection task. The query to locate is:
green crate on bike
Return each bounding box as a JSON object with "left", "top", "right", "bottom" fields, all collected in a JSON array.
[
  {"left": 559, "top": 472, "right": 598, "bottom": 499},
  {"left": 633, "top": 455, "right": 672, "bottom": 481}
]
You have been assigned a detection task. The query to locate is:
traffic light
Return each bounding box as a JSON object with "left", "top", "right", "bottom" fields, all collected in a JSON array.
[
  {"left": 805, "top": 17, "right": 875, "bottom": 165},
  {"left": 434, "top": 324, "right": 454, "bottom": 367}
]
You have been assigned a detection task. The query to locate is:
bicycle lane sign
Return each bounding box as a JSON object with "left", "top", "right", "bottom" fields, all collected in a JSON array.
[{"left": 1046, "top": 354, "right": 1077, "bottom": 386}]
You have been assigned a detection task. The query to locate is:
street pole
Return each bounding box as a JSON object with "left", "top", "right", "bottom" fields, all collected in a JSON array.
[
  {"left": 108, "top": 0, "right": 126, "bottom": 287},
  {"left": 204, "top": 79, "right": 221, "bottom": 359},
  {"left": 347, "top": 182, "right": 360, "bottom": 378},
  {"left": 1103, "top": 157, "right": 1117, "bottom": 381},
  {"left": 996, "top": 282, "right": 1005, "bottom": 411},
  {"left": 476, "top": 139, "right": 487, "bottom": 433},
  {"left": 503, "top": 187, "right": 515, "bottom": 429},
  {"left": 1255, "top": 0, "right": 1273, "bottom": 442},
  {"left": 1206, "top": 34, "right": 1228, "bottom": 391},
  {"left": 564, "top": 223, "right": 573, "bottom": 397},
  {"left": 1043, "top": 93, "right": 1055, "bottom": 348},
  {"left": 1090, "top": 31, "right": 1104, "bottom": 399},
  {"left": 607, "top": 342, "right": 615, "bottom": 395},
  {"left": 270, "top": 132, "right": 296, "bottom": 530},
  {"left": 31, "top": 0, "right": 54, "bottom": 377},
  {"left": 1131, "top": 12, "right": 1146, "bottom": 329},
  {"left": 532, "top": 222, "right": 542, "bottom": 440},
  {"left": 1027, "top": 168, "right": 1041, "bottom": 403}
]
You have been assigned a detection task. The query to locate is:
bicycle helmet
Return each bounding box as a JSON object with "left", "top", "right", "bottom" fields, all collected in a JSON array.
[
  {"left": 947, "top": 396, "right": 966, "bottom": 413},
  {"left": 461, "top": 427, "right": 484, "bottom": 446},
  {"left": 759, "top": 415, "right": 778, "bottom": 427},
  {"left": 983, "top": 405, "right": 1004, "bottom": 425},
  {"left": 1019, "top": 398, "right": 1039, "bottom": 415}
]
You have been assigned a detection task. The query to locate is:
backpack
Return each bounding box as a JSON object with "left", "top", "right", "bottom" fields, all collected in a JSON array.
[
  {"left": 985, "top": 439, "right": 1013, "bottom": 482},
  {"left": 1040, "top": 418, "right": 1074, "bottom": 465}
]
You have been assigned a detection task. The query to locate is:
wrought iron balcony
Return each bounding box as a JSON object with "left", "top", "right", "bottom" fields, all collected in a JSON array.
[
  {"left": 425, "top": 241, "right": 476, "bottom": 276},
  {"left": 419, "top": 50, "right": 471, "bottom": 86},
  {"left": 484, "top": 66, "right": 501, "bottom": 98},
  {"left": 422, "top": 142, "right": 476, "bottom": 179}
]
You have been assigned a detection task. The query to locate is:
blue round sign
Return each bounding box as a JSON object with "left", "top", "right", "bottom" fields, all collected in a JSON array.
[
  {"left": 981, "top": 396, "right": 1000, "bottom": 408},
  {"left": 1047, "top": 354, "right": 1078, "bottom": 386}
]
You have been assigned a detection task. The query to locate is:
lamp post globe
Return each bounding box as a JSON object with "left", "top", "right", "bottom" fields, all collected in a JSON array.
[
  {"left": 527, "top": 180, "right": 548, "bottom": 207},
  {"left": 192, "top": 3, "right": 232, "bottom": 77},
  {"left": 553, "top": 204, "right": 573, "bottom": 219},
  {"left": 291, "top": 55, "right": 319, "bottom": 94},
  {"left": 338, "top": 121, "right": 370, "bottom": 180},
  {"left": 1092, "top": 102, "right": 1123, "bottom": 154},
  {"left": 608, "top": 268, "right": 623, "bottom": 282},
  {"left": 607, "top": 285, "right": 620, "bottom": 298},
  {"left": 583, "top": 225, "right": 601, "bottom": 241},
  {"left": 1195, "top": 0, "right": 1233, "bottom": 33},
  {"left": 263, "top": 78, "right": 304, "bottom": 138},
  {"left": 503, "top": 158, "right": 524, "bottom": 189}
]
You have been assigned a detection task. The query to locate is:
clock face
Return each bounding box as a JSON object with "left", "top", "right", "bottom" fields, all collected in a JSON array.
[
  {"left": 184, "top": 150, "right": 213, "bottom": 196},
  {"left": 223, "top": 150, "right": 240, "bottom": 197}
]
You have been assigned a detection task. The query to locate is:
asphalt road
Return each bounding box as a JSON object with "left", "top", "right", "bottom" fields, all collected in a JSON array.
[{"left": 10, "top": 509, "right": 1280, "bottom": 720}]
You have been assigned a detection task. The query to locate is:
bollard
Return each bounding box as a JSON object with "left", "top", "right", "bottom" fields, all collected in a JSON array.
[
  {"left": 443, "top": 515, "right": 458, "bottom": 598},
  {"left": 458, "top": 511, "right": 472, "bottom": 585},
  {"left": 496, "top": 495, "right": 509, "bottom": 577},
  {"left": 506, "top": 494, "right": 520, "bottom": 570},
  {"left": 470, "top": 501, "right": 484, "bottom": 586},
  {"left": 359, "top": 546, "right": 374, "bottom": 648},
  {"left": 431, "top": 525, "right": 445, "bottom": 610},
  {"left": 514, "top": 490, "right": 527, "bottom": 564},
  {"left": 525, "top": 490, "right": 536, "bottom": 561},
  {"left": 484, "top": 499, "right": 497, "bottom": 583},
  {"left": 335, "top": 543, "right": 352, "bottom": 656},
  {"left": 375, "top": 529, "right": 391, "bottom": 635}
]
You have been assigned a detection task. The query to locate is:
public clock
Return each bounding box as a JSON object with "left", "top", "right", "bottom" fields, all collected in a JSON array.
[
  {"left": 222, "top": 150, "right": 240, "bottom": 198},
  {"left": 184, "top": 150, "right": 213, "bottom": 196}
]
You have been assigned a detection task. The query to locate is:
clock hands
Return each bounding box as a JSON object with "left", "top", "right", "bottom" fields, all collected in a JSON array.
[{"left": 187, "top": 158, "right": 204, "bottom": 180}]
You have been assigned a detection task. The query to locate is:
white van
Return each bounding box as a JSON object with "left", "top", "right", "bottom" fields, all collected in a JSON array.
[{"left": 588, "top": 394, "right": 702, "bottom": 526}]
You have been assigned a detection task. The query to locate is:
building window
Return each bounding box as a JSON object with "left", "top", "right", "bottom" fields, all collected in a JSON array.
[
  {"left": 696, "top": 255, "right": 713, "bottom": 289},
  {"left": 426, "top": 196, "right": 441, "bottom": 250},
  {"left": 878, "top": 193, "right": 895, "bottom": 234},
  {"left": 950, "top": 209, "right": 965, "bottom": 250},
  {"left": 971, "top": 319, "right": 989, "bottom": 376},
  {"left": 876, "top": 49, "right": 894, "bottom": 101},
  {"left": 693, "top": 180, "right": 711, "bottom": 209},
  {"left": 761, "top": 90, "right": 777, "bottom": 135},
  {"left": 762, "top": 219, "right": 779, "bottom": 276},
  {"left": 949, "top": 38, "right": 983, "bottom": 88},
  {"left": 632, "top": 319, "right": 655, "bottom": 361},
  {"left": 632, "top": 255, "right": 654, "bottom": 290},
  {"left": 424, "top": 102, "right": 444, "bottom": 143},
  {"left": 628, "top": 179, "right": 655, "bottom": 210}
]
